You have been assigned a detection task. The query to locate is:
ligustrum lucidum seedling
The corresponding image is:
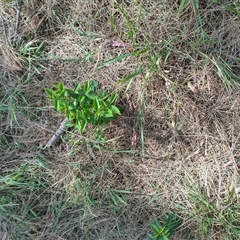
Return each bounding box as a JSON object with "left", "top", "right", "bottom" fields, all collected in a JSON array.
[{"left": 46, "top": 80, "right": 121, "bottom": 132}]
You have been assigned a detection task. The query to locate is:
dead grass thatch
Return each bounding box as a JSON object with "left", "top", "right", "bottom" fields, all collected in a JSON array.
[{"left": 1, "top": 0, "right": 240, "bottom": 239}]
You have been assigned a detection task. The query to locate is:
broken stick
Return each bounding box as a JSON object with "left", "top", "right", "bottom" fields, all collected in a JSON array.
[{"left": 45, "top": 118, "right": 69, "bottom": 148}]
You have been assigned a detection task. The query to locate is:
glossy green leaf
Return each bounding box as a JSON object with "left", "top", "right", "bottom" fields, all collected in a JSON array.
[
  {"left": 54, "top": 99, "right": 60, "bottom": 111},
  {"left": 74, "top": 83, "right": 81, "bottom": 91},
  {"left": 99, "top": 99, "right": 107, "bottom": 108},
  {"left": 147, "top": 234, "right": 155, "bottom": 240},
  {"left": 151, "top": 224, "right": 161, "bottom": 234},
  {"left": 45, "top": 88, "right": 54, "bottom": 98},
  {"left": 79, "top": 95, "right": 85, "bottom": 103},
  {"left": 66, "top": 89, "right": 79, "bottom": 99},
  {"left": 110, "top": 105, "right": 121, "bottom": 115},
  {"left": 83, "top": 81, "right": 90, "bottom": 93},
  {"left": 152, "top": 220, "right": 162, "bottom": 229},
  {"left": 161, "top": 235, "right": 168, "bottom": 240},
  {"left": 90, "top": 80, "right": 98, "bottom": 93},
  {"left": 93, "top": 98, "right": 100, "bottom": 111},
  {"left": 102, "top": 109, "right": 114, "bottom": 118},
  {"left": 81, "top": 120, "right": 87, "bottom": 132},
  {"left": 108, "top": 93, "right": 117, "bottom": 105},
  {"left": 57, "top": 82, "right": 64, "bottom": 91},
  {"left": 65, "top": 121, "right": 74, "bottom": 127},
  {"left": 58, "top": 89, "right": 66, "bottom": 98},
  {"left": 85, "top": 93, "right": 96, "bottom": 101}
]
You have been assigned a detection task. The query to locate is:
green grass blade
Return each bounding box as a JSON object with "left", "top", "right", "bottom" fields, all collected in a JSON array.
[
  {"left": 73, "top": 26, "right": 86, "bottom": 36},
  {"left": 177, "top": 0, "right": 190, "bottom": 16},
  {"left": 98, "top": 52, "right": 135, "bottom": 68},
  {"left": 114, "top": 194, "right": 128, "bottom": 206},
  {"left": 116, "top": 3, "right": 136, "bottom": 44},
  {"left": 112, "top": 189, "right": 132, "bottom": 194},
  {"left": 119, "top": 64, "right": 143, "bottom": 93},
  {"left": 191, "top": 0, "right": 199, "bottom": 12}
]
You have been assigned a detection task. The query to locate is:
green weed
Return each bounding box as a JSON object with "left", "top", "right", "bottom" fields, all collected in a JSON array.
[
  {"left": 46, "top": 80, "right": 121, "bottom": 132},
  {"left": 116, "top": 3, "right": 137, "bottom": 45},
  {"left": 19, "top": 40, "right": 46, "bottom": 73},
  {"left": 187, "top": 184, "right": 240, "bottom": 239},
  {"left": 147, "top": 214, "right": 182, "bottom": 240},
  {"left": 107, "top": 189, "right": 131, "bottom": 216},
  {"left": 0, "top": 162, "right": 50, "bottom": 236},
  {"left": 0, "top": 73, "right": 33, "bottom": 128},
  {"left": 177, "top": 0, "right": 240, "bottom": 90},
  {"left": 1, "top": 0, "right": 240, "bottom": 239},
  {"left": 212, "top": 57, "right": 240, "bottom": 90}
]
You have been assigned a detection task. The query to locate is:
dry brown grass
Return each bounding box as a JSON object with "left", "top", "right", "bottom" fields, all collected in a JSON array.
[{"left": 1, "top": 0, "right": 240, "bottom": 239}]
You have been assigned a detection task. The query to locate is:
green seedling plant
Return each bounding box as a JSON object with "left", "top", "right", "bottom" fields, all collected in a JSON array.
[
  {"left": 46, "top": 80, "right": 121, "bottom": 132},
  {"left": 147, "top": 214, "right": 182, "bottom": 240},
  {"left": 19, "top": 40, "right": 45, "bottom": 73}
]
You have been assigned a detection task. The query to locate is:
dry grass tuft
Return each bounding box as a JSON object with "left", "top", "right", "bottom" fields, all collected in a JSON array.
[
  {"left": 0, "top": 43, "right": 25, "bottom": 72},
  {"left": 1, "top": 0, "right": 240, "bottom": 239}
]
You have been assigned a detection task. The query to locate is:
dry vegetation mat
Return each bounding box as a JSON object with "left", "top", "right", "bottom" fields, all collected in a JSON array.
[{"left": 1, "top": 0, "right": 240, "bottom": 239}]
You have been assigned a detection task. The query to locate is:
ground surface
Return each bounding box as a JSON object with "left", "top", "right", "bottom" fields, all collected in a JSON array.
[{"left": 1, "top": 0, "right": 240, "bottom": 239}]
